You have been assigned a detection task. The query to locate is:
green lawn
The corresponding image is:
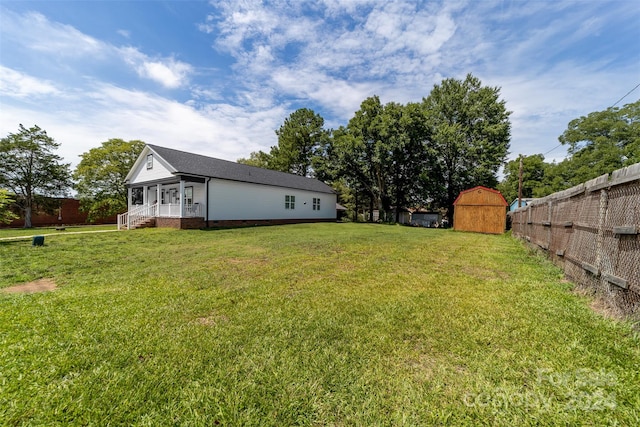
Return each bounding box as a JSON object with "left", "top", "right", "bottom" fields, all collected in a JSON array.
[
  {"left": 0, "top": 224, "right": 117, "bottom": 239},
  {"left": 1, "top": 223, "right": 638, "bottom": 425}
]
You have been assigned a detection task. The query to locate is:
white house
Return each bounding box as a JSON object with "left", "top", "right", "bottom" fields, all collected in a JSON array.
[{"left": 118, "top": 144, "right": 337, "bottom": 229}]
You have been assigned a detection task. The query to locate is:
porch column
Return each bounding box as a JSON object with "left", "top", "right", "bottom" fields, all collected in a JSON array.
[
  {"left": 179, "top": 180, "right": 185, "bottom": 218},
  {"left": 127, "top": 187, "right": 132, "bottom": 210},
  {"left": 143, "top": 185, "right": 148, "bottom": 206},
  {"left": 156, "top": 184, "right": 161, "bottom": 205}
]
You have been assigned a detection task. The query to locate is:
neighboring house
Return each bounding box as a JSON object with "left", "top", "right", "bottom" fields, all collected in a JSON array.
[
  {"left": 390, "top": 207, "right": 411, "bottom": 225},
  {"left": 509, "top": 198, "right": 536, "bottom": 212},
  {"left": 453, "top": 186, "right": 508, "bottom": 234},
  {"left": 118, "top": 144, "right": 337, "bottom": 229},
  {"left": 410, "top": 211, "right": 441, "bottom": 228}
]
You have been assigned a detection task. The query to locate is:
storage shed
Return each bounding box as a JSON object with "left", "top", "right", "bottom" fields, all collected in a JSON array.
[{"left": 453, "top": 186, "right": 508, "bottom": 234}]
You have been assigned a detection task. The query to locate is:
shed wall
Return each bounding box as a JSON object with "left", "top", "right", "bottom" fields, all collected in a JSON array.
[
  {"left": 453, "top": 188, "right": 507, "bottom": 234},
  {"left": 454, "top": 205, "right": 506, "bottom": 234}
]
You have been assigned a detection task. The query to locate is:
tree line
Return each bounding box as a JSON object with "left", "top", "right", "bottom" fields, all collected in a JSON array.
[
  {"left": 240, "top": 74, "right": 512, "bottom": 224},
  {"left": 1, "top": 74, "right": 638, "bottom": 228}
]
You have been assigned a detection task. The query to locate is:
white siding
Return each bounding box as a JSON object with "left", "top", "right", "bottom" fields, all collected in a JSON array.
[
  {"left": 129, "top": 153, "right": 173, "bottom": 184},
  {"left": 208, "top": 178, "right": 336, "bottom": 221}
]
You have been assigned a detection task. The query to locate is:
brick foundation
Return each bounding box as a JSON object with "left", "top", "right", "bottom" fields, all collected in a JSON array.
[
  {"left": 155, "top": 217, "right": 206, "bottom": 229},
  {"left": 153, "top": 217, "right": 335, "bottom": 229},
  {"left": 206, "top": 218, "right": 336, "bottom": 228}
]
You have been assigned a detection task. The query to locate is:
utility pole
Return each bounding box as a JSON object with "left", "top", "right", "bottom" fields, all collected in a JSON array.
[{"left": 518, "top": 155, "right": 523, "bottom": 209}]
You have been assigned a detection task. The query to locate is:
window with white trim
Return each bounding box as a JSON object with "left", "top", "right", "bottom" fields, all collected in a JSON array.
[
  {"left": 313, "top": 197, "right": 320, "bottom": 210},
  {"left": 146, "top": 154, "right": 153, "bottom": 169},
  {"left": 285, "top": 195, "right": 295, "bottom": 209}
]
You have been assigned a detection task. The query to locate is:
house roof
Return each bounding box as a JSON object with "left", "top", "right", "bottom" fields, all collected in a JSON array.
[
  {"left": 146, "top": 144, "right": 335, "bottom": 194},
  {"left": 453, "top": 186, "right": 508, "bottom": 206}
]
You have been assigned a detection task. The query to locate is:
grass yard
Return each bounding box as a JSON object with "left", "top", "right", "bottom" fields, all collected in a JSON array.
[
  {"left": 0, "top": 224, "right": 117, "bottom": 239},
  {"left": 1, "top": 223, "right": 638, "bottom": 425}
]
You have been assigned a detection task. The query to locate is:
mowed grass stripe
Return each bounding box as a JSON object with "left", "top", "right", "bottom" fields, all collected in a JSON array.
[{"left": 0, "top": 223, "right": 638, "bottom": 426}]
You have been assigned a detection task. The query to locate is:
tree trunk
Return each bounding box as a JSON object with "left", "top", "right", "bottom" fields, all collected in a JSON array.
[
  {"left": 354, "top": 190, "right": 358, "bottom": 222},
  {"left": 24, "top": 206, "right": 32, "bottom": 228},
  {"left": 369, "top": 194, "right": 374, "bottom": 222}
]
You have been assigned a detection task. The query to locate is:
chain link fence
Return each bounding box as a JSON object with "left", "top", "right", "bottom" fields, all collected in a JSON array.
[{"left": 511, "top": 163, "right": 640, "bottom": 319}]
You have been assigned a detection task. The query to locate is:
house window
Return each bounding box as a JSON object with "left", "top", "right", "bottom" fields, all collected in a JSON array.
[
  {"left": 131, "top": 187, "right": 144, "bottom": 205},
  {"left": 184, "top": 186, "right": 193, "bottom": 206},
  {"left": 146, "top": 154, "right": 153, "bottom": 169},
  {"left": 285, "top": 195, "right": 295, "bottom": 209},
  {"left": 313, "top": 198, "right": 320, "bottom": 211}
]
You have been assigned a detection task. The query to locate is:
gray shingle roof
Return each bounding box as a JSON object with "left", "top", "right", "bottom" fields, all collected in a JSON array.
[{"left": 147, "top": 144, "right": 335, "bottom": 194}]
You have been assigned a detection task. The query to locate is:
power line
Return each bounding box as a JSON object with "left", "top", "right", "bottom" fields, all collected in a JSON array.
[
  {"left": 534, "top": 82, "right": 640, "bottom": 159},
  {"left": 610, "top": 82, "right": 640, "bottom": 108},
  {"left": 543, "top": 144, "right": 562, "bottom": 157}
]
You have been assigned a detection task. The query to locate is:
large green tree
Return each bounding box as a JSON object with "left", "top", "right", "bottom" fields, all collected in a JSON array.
[
  {"left": 554, "top": 99, "right": 640, "bottom": 185},
  {"left": 74, "top": 139, "right": 145, "bottom": 221},
  {"left": 238, "top": 108, "right": 328, "bottom": 177},
  {"left": 327, "top": 97, "right": 431, "bottom": 222},
  {"left": 422, "top": 74, "right": 511, "bottom": 223},
  {"left": 0, "top": 124, "right": 71, "bottom": 228},
  {"left": 334, "top": 96, "right": 386, "bottom": 221},
  {"left": 272, "top": 108, "right": 327, "bottom": 177},
  {"left": 0, "top": 189, "right": 18, "bottom": 224}
]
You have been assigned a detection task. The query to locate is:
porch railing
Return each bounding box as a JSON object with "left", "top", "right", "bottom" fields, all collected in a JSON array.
[
  {"left": 157, "top": 203, "right": 203, "bottom": 218},
  {"left": 117, "top": 203, "right": 204, "bottom": 230},
  {"left": 117, "top": 203, "right": 157, "bottom": 230}
]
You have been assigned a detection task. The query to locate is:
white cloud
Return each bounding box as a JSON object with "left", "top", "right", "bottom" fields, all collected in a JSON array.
[
  {"left": 138, "top": 59, "right": 192, "bottom": 89},
  {"left": 0, "top": 66, "right": 60, "bottom": 98},
  {"left": 0, "top": 9, "right": 105, "bottom": 58},
  {"left": 116, "top": 47, "right": 193, "bottom": 89},
  {"left": 1, "top": 76, "right": 286, "bottom": 169},
  {"left": 1, "top": 8, "right": 193, "bottom": 90}
]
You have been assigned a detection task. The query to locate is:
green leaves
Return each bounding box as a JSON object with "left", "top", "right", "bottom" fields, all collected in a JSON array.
[
  {"left": 0, "top": 124, "right": 72, "bottom": 227},
  {"left": 0, "top": 189, "right": 18, "bottom": 224},
  {"left": 500, "top": 100, "right": 640, "bottom": 201},
  {"left": 73, "top": 139, "right": 145, "bottom": 222},
  {"left": 423, "top": 74, "right": 512, "bottom": 222}
]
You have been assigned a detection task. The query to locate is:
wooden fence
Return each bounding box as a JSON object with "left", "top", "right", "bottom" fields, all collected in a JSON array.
[{"left": 511, "top": 163, "right": 640, "bottom": 319}]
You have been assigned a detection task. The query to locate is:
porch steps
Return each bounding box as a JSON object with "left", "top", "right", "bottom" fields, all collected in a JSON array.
[{"left": 133, "top": 218, "right": 156, "bottom": 229}]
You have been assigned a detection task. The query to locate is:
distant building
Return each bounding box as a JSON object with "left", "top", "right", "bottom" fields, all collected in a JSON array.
[
  {"left": 1, "top": 198, "right": 116, "bottom": 228},
  {"left": 509, "top": 198, "right": 536, "bottom": 212},
  {"left": 410, "top": 211, "right": 441, "bottom": 227}
]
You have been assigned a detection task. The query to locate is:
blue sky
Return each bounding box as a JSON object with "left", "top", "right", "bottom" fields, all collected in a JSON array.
[{"left": 1, "top": 0, "right": 639, "bottom": 171}]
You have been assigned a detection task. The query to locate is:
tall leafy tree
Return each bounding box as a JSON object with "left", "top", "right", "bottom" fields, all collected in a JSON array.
[
  {"left": 555, "top": 99, "right": 640, "bottom": 185},
  {"left": 272, "top": 108, "right": 327, "bottom": 176},
  {"left": 423, "top": 74, "right": 511, "bottom": 223},
  {"left": 339, "top": 96, "right": 387, "bottom": 221},
  {"left": 0, "top": 189, "right": 18, "bottom": 224},
  {"left": 382, "top": 101, "right": 431, "bottom": 221},
  {"left": 74, "top": 139, "right": 145, "bottom": 221},
  {"left": 0, "top": 124, "right": 71, "bottom": 228}
]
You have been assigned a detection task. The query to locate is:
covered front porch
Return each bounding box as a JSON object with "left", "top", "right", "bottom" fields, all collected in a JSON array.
[{"left": 117, "top": 178, "right": 207, "bottom": 229}]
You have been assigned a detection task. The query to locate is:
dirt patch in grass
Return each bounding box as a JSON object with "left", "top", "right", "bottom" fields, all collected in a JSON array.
[
  {"left": 572, "top": 285, "right": 626, "bottom": 322},
  {"left": 2, "top": 278, "right": 57, "bottom": 294},
  {"left": 195, "top": 313, "right": 230, "bottom": 326}
]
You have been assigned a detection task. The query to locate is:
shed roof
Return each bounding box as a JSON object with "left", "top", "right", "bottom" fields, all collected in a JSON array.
[
  {"left": 453, "top": 186, "right": 508, "bottom": 206},
  {"left": 146, "top": 144, "right": 335, "bottom": 194}
]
